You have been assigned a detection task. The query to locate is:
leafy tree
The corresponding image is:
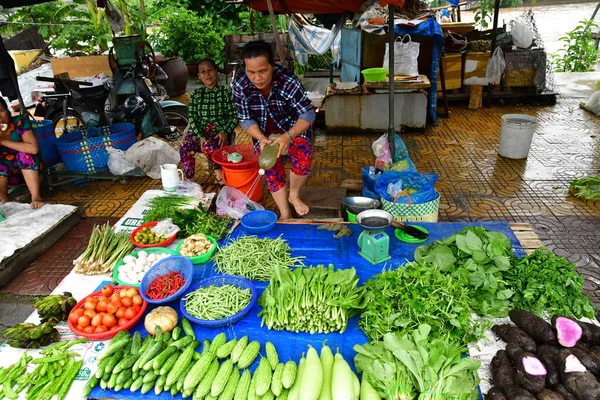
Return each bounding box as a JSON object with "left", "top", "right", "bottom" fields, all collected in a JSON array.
[{"left": 551, "top": 20, "right": 600, "bottom": 72}]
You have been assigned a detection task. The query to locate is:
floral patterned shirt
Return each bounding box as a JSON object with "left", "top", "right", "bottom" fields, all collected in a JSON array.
[{"left": 188, "top": 85, "right": 238, "bottom": 138}]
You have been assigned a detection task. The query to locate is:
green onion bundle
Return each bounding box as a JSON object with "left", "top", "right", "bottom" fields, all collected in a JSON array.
[
  {"left": 74, "top": 223, "right": 134, "bottom": 275},
  {"left": 183, "top": 284, "right": 252, "bottom": 320}
]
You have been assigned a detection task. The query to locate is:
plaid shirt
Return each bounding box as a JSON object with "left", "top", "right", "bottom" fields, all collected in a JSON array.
[
  {"left": 232, "top": 65, "right": 314, "bottom": 149},
  {"left": 188, "top": 85, "right": 238, "bottom": 137}
]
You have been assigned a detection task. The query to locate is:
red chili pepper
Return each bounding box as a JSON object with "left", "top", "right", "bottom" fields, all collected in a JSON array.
[{"left": 146, "top": 271, "right": 186, "bottom": 300}]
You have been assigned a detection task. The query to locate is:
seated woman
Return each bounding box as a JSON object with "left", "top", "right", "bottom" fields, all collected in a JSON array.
[
  {"left": 0, "top": 97, "right": 43, "bottom": 209},
  {"left": 180, "top": 58, "right": 238, "bottom": 184}
]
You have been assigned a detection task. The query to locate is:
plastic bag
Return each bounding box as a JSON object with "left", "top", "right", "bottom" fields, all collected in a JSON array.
[
  {"left": 216, "top": 186, "right": 264, "bottom": 220},
  {"left": 124, "top": 137, "right": 180, "bottom": 179},
  {"left": 581, "top": 90, "right": 600, "bottom": 117},
  {"left": 151, "top": 218, "right": 180, "bottom": 237},
  {"left": 372, "top": 134, "right": 393, "bottom": 168},
  {"left": 175, "top": 180, "right": 205, "bottom": 199},
  {"left": 486, "top": 47, "right": 506, "bottom": 85},
  {"left": 510, "top": 20, "right": 533, "bottom": 49},
  {"left": 362, "top": 167, "right": 384, "bottom": 199},
  {"left": 375, "top": 171, "right": 439, "bottom": 204},
  {"left": 372, "top": 133, "right": 416, "bottom": 171},
  {"left": 107, "top": 147, "right": 137, "bottom": 175},
  {"left": 383, "top": 35, "right": 420, "bottom": 77}
]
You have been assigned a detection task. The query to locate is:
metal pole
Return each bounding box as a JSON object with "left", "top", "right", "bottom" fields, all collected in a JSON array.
[
  {"left": 265, "top": 0, "right": 288, "bottom": 70},
  {"left": 487, "top": 0, "right": 501, "bottom": 107},
  {"left": 388, "top": 4, "right": 395, "bottom": 159}
]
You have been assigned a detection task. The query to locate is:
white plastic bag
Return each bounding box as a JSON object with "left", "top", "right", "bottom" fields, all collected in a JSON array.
[
  {"left": 383, "top": 35, "right": 420, "bottom": 76},
  {"left": 485, "top": 47, "right": 506, "bottom": 85},
  {"left": 216, "top": 186, "right": 264, "bottom": 220},
  {"left": 510, "top": 20, "right": 533, "bottom": 49},
  {"left": 124, "top": 137, "right": 180, "bottom": 179},
  {"left": 581, "top": 90, "right": 600, "bottom": 117},
  {"left": 372, "top": 133, "right": 392, "bottom": 169},
  {"left": 107, "top": 147, "right": 137, "bottom": 175},
  {"left": 151, "top": 218, "right": 180, "bottom": 237}
]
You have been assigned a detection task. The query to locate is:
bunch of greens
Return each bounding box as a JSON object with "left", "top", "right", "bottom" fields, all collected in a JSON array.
[
  {"left": 414, "top": 227, "right": 515, "bottom": 317},
  {"left": 258, "top": 264, "right": 365, "bottom": 334},
  {"left": 143, "top": 195, "right": 198, "bottom": 222},
  {"left": 359, "top": 262, "right": 488, "bottom": 348},
  {"left": 504, "top": 248, "right": 595, "bottom": 319},
  {"left": 569, "top": 176, "right": 600, "bottom": 200},
  {"left": 354, "top": 324, "right": 481, "bottom": 400}
]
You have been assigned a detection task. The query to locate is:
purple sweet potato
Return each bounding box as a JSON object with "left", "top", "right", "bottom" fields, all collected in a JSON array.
[
  {"left": 577, "top": 320, "right": 600, "bottom": 345},
  {"left": 506, "top": 343, "right": 547, "bottom": 394},
  {"left": 487, "top": 387, "right": 508, "bottom": 400},
  {"left": 570, "top": 347, "right": 600, "bottom": 377},
  {"left": 589, "top": 346, "right": 600, "bottom": 360},
  {"left": 552, "top": 316, "right": 584, "bottom": 348},
  {"left": 510, "top": 309, "right": 558, "bottom": 345},
  {"left": 536, "top": 344, "right": 561, "bottom": 388},
  {"left": 509, "top": 389, "right": 537, "bottom": 400},
  {"left": 493, "top": 324, "right": 537, "bottom": 353},
  {"left": 554, "top": 384, "right": 577, "bottom": 400},
  {"left": 536, "top": 389, "right": 565, "bottom": 400},
  {"left": 556, "top": 348, "right": 600, "bottom": 400},
  {"left": 493, "top": 350, "right": 518, "bottom": 393}
]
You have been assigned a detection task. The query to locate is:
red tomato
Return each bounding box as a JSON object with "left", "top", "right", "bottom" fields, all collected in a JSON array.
[
  {"left": 97, "top": 295, "right": 109, "bottom": 303},
  {"left": 110, "top": 293, "right": 121, "bottom": 303},
  {"left": 124, "top": 307, "right": 137, "bottom": 320},
  {"left": 121, "top": 296, "right": 133, "bottom": 308},
  {"left": 94, "top": 325, "right": 108, "bottom": 333},
  {"left": 109, "top": 325, "right": 119, "bottom": 331},
  {"left": 102, "top": 314, "right": 117, "bottom": 328},
  {"left": 69, "top": 309, "right": 82, "bottom": 325},
  {"left": 132, "top": 295, "right": 143, "bottom": 306},
  {"left": 96, "top": 300, "right": 108, "bottom": 312},
  {"left": 132, "top": 305, "right": 141, "bottom": 314},
  {"left": 115, "top": 306, "right": 126, "bottom": 320},
  {"left": 106, "top": 302, "right": 119, "bottom": 315},
  {"left": 83, "top": 309, "right": 96, "bottom": 319},
  {"left": 88, "top": 297, "right": 99, "bottom": 303},
  {"left": 83, "top": 326, "right": 95, "bottom": 333},
  {"left": 83, "top": 301, "right": 96, "bottom": 311},
  {"left": 117, "top": 318, "right": 130, "bottom": 327},
  {"left": 91, "top": 314, "right": 103, "bottom": 327},
  {"left": 101, "top": 285, "right": 114, "bottom": 297},
  {"left": 76, "top": 324, "right": 83, "bottom": 331},
  {"left": 78, "top": 315, "right": 90, "bottom": 328}
]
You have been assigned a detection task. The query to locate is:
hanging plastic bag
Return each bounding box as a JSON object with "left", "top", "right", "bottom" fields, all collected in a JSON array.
[
  {"left": 510, "top": 20, "right": 533, "bottom": 49},
  {"left": 372, "top": 133, "right": 393, "bottom": 169},
  {"left": 382, "top": 35, "right": 420, "bottom": 77},
  {"left": 375, "top": 171, "right": 439, "bottom": 204},
  {"left": 216, "top": 186, "right": 264, "bottom": 220},
  {"left": 486, "top": 47, "right": 506, "bottom": 85},
  {"left": 107, "top": 147, "right": 137, "bottom": 175},
  {"left": 372, "top": 133, "right": 417, "bottom": 171}
]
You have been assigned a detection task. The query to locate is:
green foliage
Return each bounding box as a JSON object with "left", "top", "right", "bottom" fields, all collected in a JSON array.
[
  {"left": 551, "top": 20, "right": 600, "bottom": 72},
  {"left": 150, "top": 8, "right": 224, "bottom": 64},
  {"left": 473, "top": 0, "right": 494, "bottom": 30},
  {"left": 569, "top": 175, "right": 600, "bottom": 200}
]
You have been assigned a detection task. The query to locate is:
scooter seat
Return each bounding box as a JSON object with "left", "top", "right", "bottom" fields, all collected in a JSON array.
[{"left": 71, "top": 85, "right": 109, "bottom": 100}]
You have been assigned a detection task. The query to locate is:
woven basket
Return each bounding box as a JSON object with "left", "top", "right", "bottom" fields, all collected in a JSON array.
[
  {"left": 381, "top": 191, "right": 440, "bottom": 222},
  {"left": 55, "top": 123, "right": 137, "bottom": 173},
  {"left": 32, "top": 120, "right": 60, "bottom": 168}
]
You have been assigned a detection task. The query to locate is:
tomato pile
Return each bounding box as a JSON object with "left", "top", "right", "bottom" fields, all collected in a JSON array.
[{"left": 69, "top": 285, "right": 143, "bottom": 334}]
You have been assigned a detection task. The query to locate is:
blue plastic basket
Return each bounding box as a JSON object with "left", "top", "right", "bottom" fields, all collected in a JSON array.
[
  {"left": 140, "top": 255, "right": 194, "bottom": 304},
  {"left": 180, "top": 275, "right": 257, "bottom": 328},
  {"left": 55, "top": 123, "right": 137, "bottom": 173},
  {"left": 241, "top": 210, "right": 277, "bottom": 234},
  {"left": 32, "top": 120, "right": 60, "bottom": 167}
]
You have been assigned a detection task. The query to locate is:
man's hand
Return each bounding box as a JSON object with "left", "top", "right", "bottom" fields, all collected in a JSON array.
[
  {"left": 272, "top": 133, "right": 291, "bottom": 158},
  {"left": 216, "top": 132, "right": 227, "bottom": 147}
]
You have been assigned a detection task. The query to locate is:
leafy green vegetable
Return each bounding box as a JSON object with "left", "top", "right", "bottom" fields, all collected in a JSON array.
[
  {"left": 569, "top": 176, "right": 600, "bottom": 200},
  {"left": 358, "top": 262, "right": 488, "bottom": 348},
  {"left": 143, "top": 195, "right": 198, "bottom": 222},
  {"left": 414, "top": 227, "right": 515, "bottom": 317},
  {"left": 504, "top": 248, "right": 595, "bottom": 319},
  {"left": 354, "top": 324, "right": 480, "bottom": 400}
]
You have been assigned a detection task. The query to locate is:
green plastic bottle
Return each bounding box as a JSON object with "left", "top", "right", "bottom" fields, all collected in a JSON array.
[{"left": 258, "top": 134, "right": 281, "bottom": 175}]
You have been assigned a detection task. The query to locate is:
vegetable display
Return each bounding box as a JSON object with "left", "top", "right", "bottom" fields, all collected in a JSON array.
[
  {"left": 503, "top": 248, "right": 595, "bottom": 319},
  {"left": 145, "top": 271, "right": 187, "bottom": 300},
  {"left": 0, "top": 339, "right": 86, "bottom": 400},
  {"left": 183, "top": 284, "right": 252, "bottom": 321},
  {"left": 33, "top": 292, "right": 77, "bottom": 322},
  {"left": 74, "top": 223, "right": 135, "bottom": 275},
  {"left": 3, "top": 319, "right": 60, "bottom": 348},
  {"left": 569, "top": 175, "right": 600, "bottom": 200},
  {"left": 258, "top": 264, "right": 365, "bottom": 334},
  {"left": 179, "top": 234, "right": 213, "bottom": 257},
  {"left": 354, "top": 324, "right": 481, "bottom": 400},
  {"left": 213, "top": 236, "right": 304, "bottom": 281},
  {"left": 132, "top": 226, "right": 169, "bottom": 246},
  {"left": 117, "top": 250, "right": 172, "bottom": 285},
  {"left": 359, "top": 262, "right": 487, "bottom": 347}
]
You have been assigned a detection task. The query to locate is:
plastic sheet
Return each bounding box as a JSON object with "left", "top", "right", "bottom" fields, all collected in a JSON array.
[{"left": 91, "top": 221, "right": 524, "bottom": 399}]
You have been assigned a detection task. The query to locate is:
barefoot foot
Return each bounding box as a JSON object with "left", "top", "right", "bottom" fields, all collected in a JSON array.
[
  {"left": 289, "top": 195, "right": 309, "bottom": 216},
  {"left": 30, "top": 198, "right": 44, "bottom": 209}
]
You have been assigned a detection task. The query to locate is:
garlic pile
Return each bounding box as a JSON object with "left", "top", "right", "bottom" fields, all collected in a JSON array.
[{"left": 117, "top": 251, "right": 172, "bottom": 284}]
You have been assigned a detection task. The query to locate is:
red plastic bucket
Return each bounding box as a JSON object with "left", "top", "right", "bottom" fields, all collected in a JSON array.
[{"left": 222, "top": 166, "right": 263, "bottom": 202}]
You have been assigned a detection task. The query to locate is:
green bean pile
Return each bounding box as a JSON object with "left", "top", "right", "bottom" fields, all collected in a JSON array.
[
  {"left": 183, "top": 284, "right": 253, "bottom": 320},
  {"left": 212, "top": 235, "right": 305, "bottom": 281}
]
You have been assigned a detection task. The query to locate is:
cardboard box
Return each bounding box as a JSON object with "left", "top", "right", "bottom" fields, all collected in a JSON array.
[
  {"left": 9, "top": 49, "right": 41, "bottom": 71},
  {"left": 437, "top": 53, "right": 462, "bottom": 91},
  {"left": 50, "top": 56, "right": 112, "bottom": 78}
]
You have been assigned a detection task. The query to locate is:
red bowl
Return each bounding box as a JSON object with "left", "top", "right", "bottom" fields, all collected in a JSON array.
[
  {"left": 130, "top": 221, "right": 177, "bottom": 248},
  {"left": 68, "top": 285, "right": 147, "bottom": 341}
]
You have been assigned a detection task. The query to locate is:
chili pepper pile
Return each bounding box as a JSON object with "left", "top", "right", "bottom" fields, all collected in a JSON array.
[{"left": 146, "top": 271, "right": 187, "bottom": 300}]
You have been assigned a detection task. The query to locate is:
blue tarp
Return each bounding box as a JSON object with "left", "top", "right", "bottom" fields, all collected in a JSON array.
[
  {"left": 91, "top": 222, "right": 524, "bottom": 399},
  {"left": 394, "top": 18, "right": 444, "bottom": 125}
]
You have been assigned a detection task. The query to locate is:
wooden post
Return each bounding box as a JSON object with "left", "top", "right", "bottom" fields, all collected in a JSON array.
[
  {"left": 387, "top": 4, "right": 396, "bottom": 159},
  {"left": 265, "top": 0, "right": 287, "bottom": 70}
]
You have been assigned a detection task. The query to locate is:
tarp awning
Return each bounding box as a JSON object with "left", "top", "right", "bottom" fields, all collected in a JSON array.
[{"left": 247, "top": 0, "right": 404, "bottom": 14}]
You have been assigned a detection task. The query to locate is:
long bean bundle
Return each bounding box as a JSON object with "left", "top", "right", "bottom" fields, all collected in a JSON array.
[
  {"left": 183, "top": 285, "right": 252, "bottom": 320},
  {"left": 74, "top": 223, "right": 134, "bottom": 275},
  {"left": 212, "top": 235, "right": 304, "bottom": 281}
]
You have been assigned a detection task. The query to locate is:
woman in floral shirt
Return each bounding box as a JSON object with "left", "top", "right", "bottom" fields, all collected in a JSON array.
[
  {"left": 0, "top": 97, "right": 43, "bottom": 208},
  {"left": 180, "top": 58, "right": 238, "bottom": 183}
]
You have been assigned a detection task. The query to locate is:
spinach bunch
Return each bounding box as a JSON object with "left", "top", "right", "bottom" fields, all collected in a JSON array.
[
  {"left": 504, "top": 248, "right": 595, "bottom": 319},
  {"left": 569, "top": 175, "right": 600, "bottom": 200},
  {"left": 354, "top": 324, "right": 481, "bottom": 400},
  {"left": 359, "top": 262, "right": 488, "bottom": 348},
  {"left": 414, "top": 227, "right": 515, "bottom": 317}
]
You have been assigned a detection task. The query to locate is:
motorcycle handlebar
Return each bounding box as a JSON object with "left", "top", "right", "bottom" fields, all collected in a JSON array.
[{"left": 35, "top": 76, "right": 93, "bottom": 87}]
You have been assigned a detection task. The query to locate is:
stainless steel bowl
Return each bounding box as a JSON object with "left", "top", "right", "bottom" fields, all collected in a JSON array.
[
  {"left": 356, "top": 209, "right": 394, "bottom": 231},
  {"left": 342, "top": 196, "right": 381, "bottom": 215}
]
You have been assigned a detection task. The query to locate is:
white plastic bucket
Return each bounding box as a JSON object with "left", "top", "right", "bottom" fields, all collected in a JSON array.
[{"left": 498, "top": 114, "right": 536, "bottom": 159}]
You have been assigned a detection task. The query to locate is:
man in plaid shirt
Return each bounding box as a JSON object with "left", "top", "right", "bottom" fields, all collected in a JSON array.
[{"left": 233, "top": 41, "right": 315, "bottom": 220}]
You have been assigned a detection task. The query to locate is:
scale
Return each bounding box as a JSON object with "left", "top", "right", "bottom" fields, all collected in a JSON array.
[{"left": 355, "top": 209, "right": 394, "bottom": 265}]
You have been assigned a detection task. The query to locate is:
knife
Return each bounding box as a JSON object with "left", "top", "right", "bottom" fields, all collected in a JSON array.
[{"left": 391, "top": 221, "right": 429, "bottom": 240}]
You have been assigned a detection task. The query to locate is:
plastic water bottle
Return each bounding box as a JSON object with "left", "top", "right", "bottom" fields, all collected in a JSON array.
[{"left": 258, "top": 134, "right": 281, "bottom": 176}]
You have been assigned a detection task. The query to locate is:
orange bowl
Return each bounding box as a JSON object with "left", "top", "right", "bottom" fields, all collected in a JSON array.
[
  {"left": 68, "top": 285, "right": 147, "bottom": 341},
  {"left": 130, "top": 221, "right": 177, "bottom": 248}
]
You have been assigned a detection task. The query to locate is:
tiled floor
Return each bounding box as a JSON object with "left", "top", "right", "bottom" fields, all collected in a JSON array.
[{"left": 3, "top": 98, "right": 600, "bottom": 297}]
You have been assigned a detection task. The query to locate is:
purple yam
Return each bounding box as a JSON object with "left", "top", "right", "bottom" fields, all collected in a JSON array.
[
  {"left": 570, "top": 347, "right": 600, "bottom": 377},
  {"left": 510, "top": 309, "right": 557, "bottom": 345},
  {"left": 556, "top": 348, "right": 600, "bottom": 400},
  {"left": 577, "top": 320, "right": 600, "bottom": 345},
  {"left": 522, "top": 356, "right": 547, "bottom": 376},
  {"left": 487, "top": 387, "right": 508, "bottom": 400},
  {"left": 535, "top": 389, "right": 565, "bottom": 400},
  {"left": 506, "top": 344, "right": 547, "bottom": 393},
  {"left": 506, "top": 388, "right": 537, "bottom": 400},
  {"left": 492, "top": 350, "right": 517, "bottom": 393},
  {"left": 493, "top": 324, "right": 537, "bottom": 353},
  {"left": 536, "top": 344, "right": 561, "bottom": 388},
  {"left": 553, "top": 316, "right": 584, "bottom": 348},
  {"left": 554, "top": 384, "right": 576, "bottom": 400},
  {"left": 589, "top": 346, "right": 600, "bottom": 360}
]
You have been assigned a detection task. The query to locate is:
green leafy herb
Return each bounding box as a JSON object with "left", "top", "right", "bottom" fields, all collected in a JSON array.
[
  {"left": 504, "top": 248, "right": 595, "bottom": 319},
  {"left": 359, "top": 262, "right": 488, "bottom": 348},
  {"left": 569, "top": 175, "right": 600, "bottom": 200},
  {"left": 143, "top": 195, "right": 198, "bottom": 223}
]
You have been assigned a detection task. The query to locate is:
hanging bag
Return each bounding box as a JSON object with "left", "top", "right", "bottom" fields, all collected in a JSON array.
[
  {"left": 382, "top": 35, "right": 420, "bottom": 77},
  {"left": 486, "top": 47, "right": 506, "bottom": 85}
]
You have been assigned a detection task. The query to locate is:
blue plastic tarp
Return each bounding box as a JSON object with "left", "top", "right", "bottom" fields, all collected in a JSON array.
[{"left": 90, "top": 222, "right": 524, "bottom": 399}]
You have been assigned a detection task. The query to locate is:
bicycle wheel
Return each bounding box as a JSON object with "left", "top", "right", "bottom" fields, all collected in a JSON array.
[
  {"left": 152, "top": 106, "right": 189, "bottom": 151},
  {"left": 50, "top": 110, "right": 86, "bottom": 138}
]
